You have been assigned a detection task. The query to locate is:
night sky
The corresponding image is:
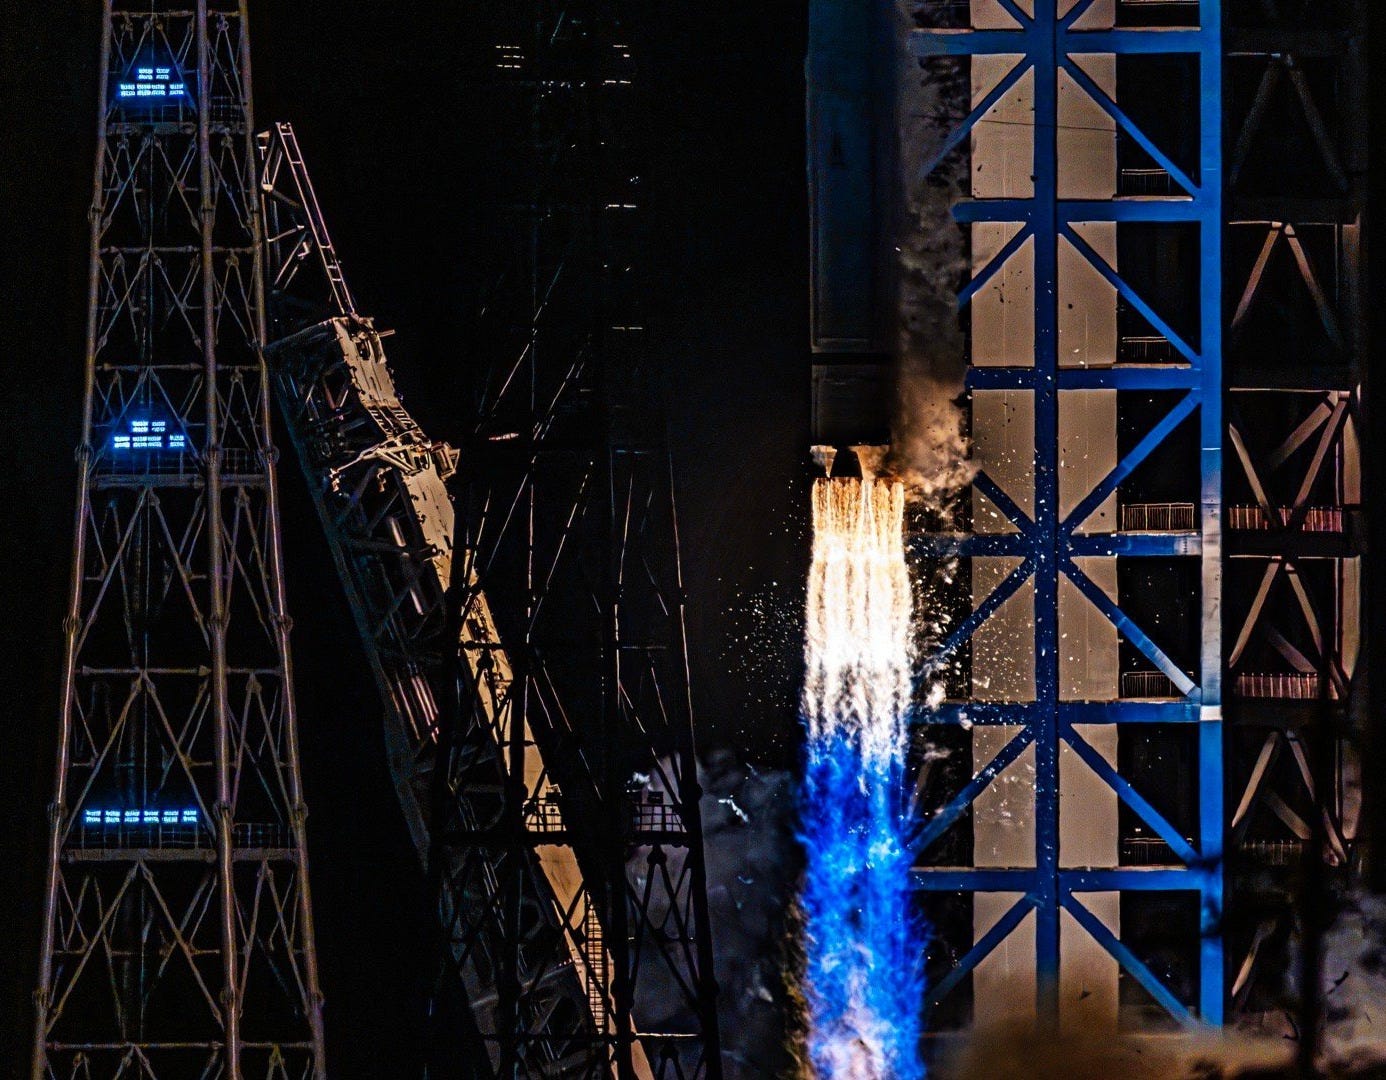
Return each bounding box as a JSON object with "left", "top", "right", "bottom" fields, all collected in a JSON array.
[{"left": 0, "top": 2, "right": 811, "bottom": 1074}]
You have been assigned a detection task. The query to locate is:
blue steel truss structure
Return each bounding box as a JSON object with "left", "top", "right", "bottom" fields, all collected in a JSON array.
[{"left": 910, "top": 0, "right": 1224, "bottom": 1029}]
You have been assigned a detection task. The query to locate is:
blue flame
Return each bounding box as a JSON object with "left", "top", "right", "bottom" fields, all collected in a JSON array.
[
  {"left": 799, "top": 478, "right": 925, "bottom": 1077},
  {"left": 800, "top": 727, "right": 925, "bottom": 1077}
]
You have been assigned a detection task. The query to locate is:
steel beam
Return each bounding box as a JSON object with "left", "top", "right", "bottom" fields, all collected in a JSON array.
[{"left": 911, "top": 0, "right": 1224, "bottom": 1032}]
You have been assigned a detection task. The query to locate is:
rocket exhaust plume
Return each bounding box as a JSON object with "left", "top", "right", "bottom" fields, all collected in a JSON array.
[{"left": 800, "top": 478, "right": 924, "bottom": 1079}]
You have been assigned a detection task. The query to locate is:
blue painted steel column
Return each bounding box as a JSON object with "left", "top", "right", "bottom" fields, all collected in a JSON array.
[
  {"left": 1197, "top": 0, "right": 1225, "bottom": 1025},
  {"left": 1031, "top": 3, "right": 1062, "bottom": 1029}
]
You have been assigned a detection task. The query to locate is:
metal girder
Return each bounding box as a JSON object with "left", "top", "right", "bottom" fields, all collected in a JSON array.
[
  {"left": 259, "top": 125, "right": 628, "bottom": 1078},
  {"left": 1225, "top": 392, "right": 1355, "bottom": 696},
  {"left": 31, "top": 6, "right": 326, "bottom": 1078},
  {"left": 446, "top": 4, "right": 722, "bottom": 1077},
  {"left": 909, "top": 0, "right": 1224, "bottom": 1030},
  {"left": 1228, "top": 56, "right": 1349, "bottom": 194},
  {"left": 1229, "top": 224, "right": 1345, "bottom": 348},
  {"left": 1219, "top": 0, "right": 1368, "bottom": 1029}
]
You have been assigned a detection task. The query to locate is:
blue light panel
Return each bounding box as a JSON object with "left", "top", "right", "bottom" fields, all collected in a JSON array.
[
  {"left": 116, "top": 65, "right": 187, "bottom": 102},
  {"left": 82, "top": 807, "right": 200, "bottom": 827},
  {"left": 111, "top": 417, "right": 188, "bottom": 453}
]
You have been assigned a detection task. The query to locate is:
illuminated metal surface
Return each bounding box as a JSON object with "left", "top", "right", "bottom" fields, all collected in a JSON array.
[
  {"left": 259, "top": 65, "right": 722, "bottom": 1067},
  {"left": 909, "top": 0, "right": 1225, "bottom": 1029},
  {"left": 30, "top": 4, "right": 326, "bottom": 1077},
  {"left": 258, "top": 122, "right": 625, "bottom": 1077}
]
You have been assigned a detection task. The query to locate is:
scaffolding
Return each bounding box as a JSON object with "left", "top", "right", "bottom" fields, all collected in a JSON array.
[
  {"left": 875, "top": 0, "right": 1367, "bottom": 1040},
  {"left": 257, "top": 122, "right": 605, "bottom": 1076}
]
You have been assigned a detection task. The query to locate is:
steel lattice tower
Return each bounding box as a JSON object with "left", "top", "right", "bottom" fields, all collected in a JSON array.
[
  {"left": 907, "top": 0, "right": 1226, "bottom": 1028},
  {"left": 1222, "top": 0, "right": 1369, "bottom": 1027},
  {"left": 432, "top": 2, "right": 724, "bottom": 1076},
  {"left": 255, "top": 122, "right": 617, "bottom": 1077},
  {"left": 813, "top": 0, "right": 1368, "bottom": 1042},
  {"left": 31, "top": 5, "right": 326, "bottom": 1077}
]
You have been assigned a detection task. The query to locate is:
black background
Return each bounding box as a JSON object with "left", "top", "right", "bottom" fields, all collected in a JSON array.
[
  {"left": 7, "top": 5, "right": 1386, "bottom": 1077},
  {"left": 0, "top": 2, "right": 810, "bottom": 1074}
]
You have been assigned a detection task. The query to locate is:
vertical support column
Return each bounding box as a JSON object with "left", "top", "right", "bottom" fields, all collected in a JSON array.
[
  {"left": 240, "top": 9, "right": 328, "bottom": 1066},
  {"left": 1057, "top": 3, "right": 1120, "bottom": 1031},
  {"left": 967, "top": 0, "right": 1123, "bottom": 1031},
  {"left": 607, "top": 455, "right": 638, "bottom": 1080},
  {"left": 443, "top": 9, "right": 724, "bottom": 1074},
  {"left": 969, "top": 0, "right": 1038, "bottom": 1024},
  {"left": 34, "top": 6, "right": 325, "bottom": 1074},
  {"left": 1221, "top": 0, "right": 1363, "bottom": 1024},
  {"left": 196, "top": 3, "right": 241, "bottom": 1072},
  {"left": 1197, "top": 0, "right": 1225, "bottom": 1025},
  {"left": 1030, "top": 6, "right": 1062, "bottom": 1029}
]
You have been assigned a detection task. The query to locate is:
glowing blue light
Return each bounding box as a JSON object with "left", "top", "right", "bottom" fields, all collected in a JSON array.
[
  {"left": 111, "top": 416, "right": 189, "bottom": 453},
  {"left": 82, "top": 807, "right": 201, "bottom": 827},
  {"left": 116, "top": 62, "right": 188, "bottom": 102},
  {"left": 800, "top": 732, "right": 925, "bottom": 1079}
]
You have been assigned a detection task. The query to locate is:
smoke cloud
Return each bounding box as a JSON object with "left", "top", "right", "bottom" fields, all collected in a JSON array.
[
  {"left": 1272, "top": 891, "right": 1386, "bottom": 1071},
  {"left": 933, "top": 1027, "right": 1289, "bottom": 1080},
  {"left": 699, "top": 753, "right": 802, "bottom": 1079},
  {"left": 927, "top": 891, "right": 1386, "bottom": 1078},
  {"left": 884, "top": 1, "right": 975, "bottom": 502}
]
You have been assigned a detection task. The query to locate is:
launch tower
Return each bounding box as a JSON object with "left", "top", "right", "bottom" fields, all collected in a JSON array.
[
  {"left": 442, "top": 4, "right": 724, "bottom": 1075},
  {"left": 809, "top": 0, "right": 1368, "bottom": 1045},
  {"left": 31, "top": 3, "right": 326, "bottom": 1077}
]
